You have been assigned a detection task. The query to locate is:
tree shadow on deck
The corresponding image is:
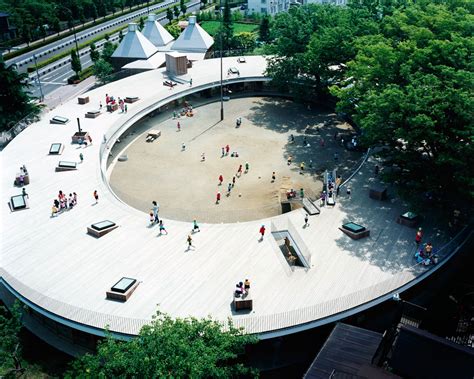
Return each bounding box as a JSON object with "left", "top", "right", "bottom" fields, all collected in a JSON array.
[{"left": 332, "top": 156, "right": 452, "bottom": 275}]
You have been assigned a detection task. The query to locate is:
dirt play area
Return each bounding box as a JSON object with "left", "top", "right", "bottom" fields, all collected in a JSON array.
[{"left": 108, "top": 97, "right": 362, "bottom": 223}]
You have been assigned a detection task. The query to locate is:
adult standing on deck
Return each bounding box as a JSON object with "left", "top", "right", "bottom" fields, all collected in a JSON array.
[
  {"left": 152, "top": 201, "right": 160, "bottom": 223},
  {"left": 259, "top": 225, "right": 266, "bottom": 240},
  {"left": 93, "top": 190, "right": 99, "bottom": 204}
]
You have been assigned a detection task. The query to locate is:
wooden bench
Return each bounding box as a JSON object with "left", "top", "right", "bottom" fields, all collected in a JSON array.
[
  {"left": 106, "top": 103, "right": 119, "bottom": 112},
  {"left": 85, "top": 110, "right": 101, "bottom": 119},
  {"left": 15, "top": 174, "right": 30, "bottom": 186},
  {"left": 233, "top": 294, "right": 253, "bottom": 311},
  {"left": 78, "top": 96, "right": 90, "bottom": 104},
  {"left": 369, "top": 185, "right": 387, "bottom": 200},
  {"left": 125, "top": 96, "right": 139, "bottom": 103}
]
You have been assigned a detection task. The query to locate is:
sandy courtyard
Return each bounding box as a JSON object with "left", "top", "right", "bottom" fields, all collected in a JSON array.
[{"left": 109, "top": 97, "right": 359, "bottom": 223}]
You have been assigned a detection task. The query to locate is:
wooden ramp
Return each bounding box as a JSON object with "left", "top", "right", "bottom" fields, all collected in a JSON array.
[{"left": 303, "top": 197, "right": 320, "bottom": 215}]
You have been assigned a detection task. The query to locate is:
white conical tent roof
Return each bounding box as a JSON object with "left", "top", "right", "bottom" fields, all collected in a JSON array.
[
  {"left": 171, "top": 16, "right": 214, "bottom": 52},
  {"left": 112, "top": 23, "right": 158, "bottom": 59},
  {"left": 142, "top": 14, "right": 174, "bottom": 47}
]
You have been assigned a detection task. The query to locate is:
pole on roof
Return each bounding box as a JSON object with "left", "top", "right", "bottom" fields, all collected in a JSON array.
[{"left": 219, "top": 0, "right": 224, "bottom": 121}]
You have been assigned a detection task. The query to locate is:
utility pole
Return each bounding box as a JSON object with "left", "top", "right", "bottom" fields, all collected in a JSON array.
[
  {"left": 219, "top": 0, "right": 224, "bottom": 121},
  {"left": 33, "top": 54, "right": 44, "bottom": 102}
]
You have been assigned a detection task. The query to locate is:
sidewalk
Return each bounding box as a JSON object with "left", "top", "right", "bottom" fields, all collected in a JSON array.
[{"left": 43, "top": 76, "right": 97, "bottom": 110}]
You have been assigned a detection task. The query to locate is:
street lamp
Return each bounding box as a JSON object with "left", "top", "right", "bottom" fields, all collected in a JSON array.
[
  {"left": 219, "top": 0, "right": 224, "bottom": 121},
  {"left": 33, "top": 54, "right": 44, "bottom": 102}
]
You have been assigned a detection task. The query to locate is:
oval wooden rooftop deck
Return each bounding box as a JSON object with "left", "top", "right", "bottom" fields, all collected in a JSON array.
[{"left": 0, "top": 56, "right": 459, "bottom": 339}]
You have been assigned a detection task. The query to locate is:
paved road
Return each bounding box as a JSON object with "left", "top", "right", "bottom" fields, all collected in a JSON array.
[
  {"left": 6, "top": 0, "right": 181, "bottom": 73},
  {"left": 28, "top": 2, "right": 201, "bottom": 101}
]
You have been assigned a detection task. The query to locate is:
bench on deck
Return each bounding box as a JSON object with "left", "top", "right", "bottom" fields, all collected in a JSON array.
[
  {"left": 85, "top": 110, "right": 101, "bottom": 119},
  {"left": 14, "top": 173, "right": 30, "bottom": 186},
  {"left": 146, "top": 130, "right": 161, "bottom": 142},
  {"left": 125, "top": 96, "right": 139, "bottom": 103},
  {"left": 369, "top": 185, "right": 387, "bottom": 201},
  {"left": 233, "top": 293, "right": 253, "bottom": 311}
]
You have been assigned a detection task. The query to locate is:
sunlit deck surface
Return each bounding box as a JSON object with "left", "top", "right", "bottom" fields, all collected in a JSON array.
[{"left": 0, "top": 56, "right": 451, "bottom": 338}]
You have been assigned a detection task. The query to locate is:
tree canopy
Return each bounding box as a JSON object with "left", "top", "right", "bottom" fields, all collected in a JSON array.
[
  {"left": 265, "top": 0, "right": 473, "bottom": 207},
  {"left": 0, "top": 58, "right": 40, "bottom": 132},
  {"left": 0, "top": 302, "right": 24, "bottom": 377},
  {"left": 331, "top": 0, "right": 473, "bottom": 205},
  {"left": 66, "top": 311, "right": 258, "bottom": 378}
]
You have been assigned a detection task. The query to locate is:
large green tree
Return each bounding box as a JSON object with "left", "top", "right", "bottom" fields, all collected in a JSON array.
[
  {"left": 0, "top": 58, "right": 40, "bottom": 132},
  {"left": 66, "top": 311, "right": 258, "bottom": 377},
  {"left": 70, "top": 48, "right": 82, "bottom": 77},
  {"left": 266, "top": 4, "right": 378, "bottom": 99},
  {"left": 331, "top": 1, "right": 474, "bottom": 205},
  {"left": 0, "top": 302, "right": 24, "bottom": 377},
  {"left": 93, "top": 58, "right": 114, "bottom": 84},
  {"left": 258, "top": 15, "right": 270, "bottom": 43}
]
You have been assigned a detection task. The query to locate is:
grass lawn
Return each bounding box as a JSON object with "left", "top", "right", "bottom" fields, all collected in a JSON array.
[{"left": 200, "top": 21, "right": 258, "bottom": 36}]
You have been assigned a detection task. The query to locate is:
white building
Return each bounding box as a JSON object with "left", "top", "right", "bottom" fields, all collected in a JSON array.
[
  {"left": 247, "top": 0, "right": 346, "bottom": 16},
  {"left": 248, "top": 0, "right": 292, "bottom": 16},
  {"left": 141, "top": 13, "right": 174, "bottom": 48}
]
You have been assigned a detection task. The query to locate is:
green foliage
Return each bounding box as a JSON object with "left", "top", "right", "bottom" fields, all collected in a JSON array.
[
  {"left": 139, "top": 16, "right": 145, "bottom": 30},
  {"left": 234, "top": 31, "right": 257, "bottom": 50},
  {"left": 2, "top": 0, "right": 169, "bottom": 61},
  {"left": 70, "top": 49, "right": 82, "bottom": 76},
  {"left": 173, "top": 5, "right": 180, "bottom": 18},
  {"left": 166, "top": 7, "right": 174, "bottom": 22},
  {"left": 200, "top": 21, "right": 258, "bottom": 36},
  {"left": 267, "top": 4, "right": 378, "bottom": 96},
  {"left": 90, "top": 42, "right": 100, "bottom": 62},
  {"left": 331, "top": 1, "right": 474, "bottom": 205},
  {"left": 0, "top": 59, "right": 40, "bottom": 132},
  {"left": 165, "top": 23, "right": 182, "bottom": 39},
  {"left": 66, "top": 310, "right": 258, "bottom": 378},
  {"left": 0, "top": 301, "right": 24, "bottom": 376},
  {"left": 259, "top": 15, "right": 270, "bottom": 42},
  {"left": 93, "top": 58, "right": 114, "bottom": 84},
  {"left": 266, "top": 1, "right": 474, "bottom": 206},
  {"left": 101, "top": 41, "right": 117, "bottom": 63},
  {"left": 180, "top": 0, "right": 187, "bottom": 15}
]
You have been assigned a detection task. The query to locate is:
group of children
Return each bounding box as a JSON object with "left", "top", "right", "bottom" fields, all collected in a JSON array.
[
  {"left": 414, "top": 228, "right": 438, "bottom": 265},
  {"left": 216, "top": 163, "right": 250, "bottom": 203},
  {"left": 51, "top": 190, "right": 77, "bottom": 216},
  {"left": 104, "top": 94, "right": 127, "bottom": 113},
  {"left": 234, "top": 279, "right": 251, "bottom": 297}
]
